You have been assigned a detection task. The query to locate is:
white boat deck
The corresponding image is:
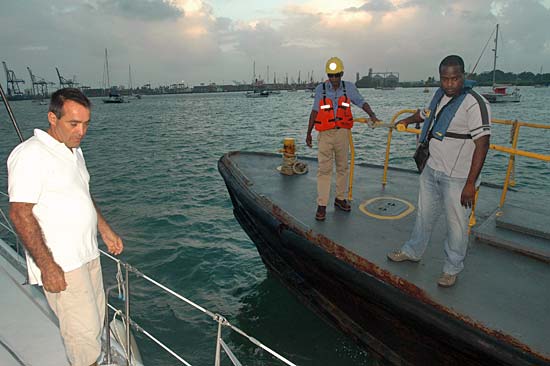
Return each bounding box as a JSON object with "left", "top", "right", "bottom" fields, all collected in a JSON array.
[{"left": 0, "top": 239, "right": 69, "bottom": 366}]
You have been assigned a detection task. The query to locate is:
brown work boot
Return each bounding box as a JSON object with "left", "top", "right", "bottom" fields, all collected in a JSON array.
[
  {"left": 315, "top": 205, "right": 326, "bottom": 221},
  {"left": 334, "top": 198, "right": 351, "bottom": 212}
]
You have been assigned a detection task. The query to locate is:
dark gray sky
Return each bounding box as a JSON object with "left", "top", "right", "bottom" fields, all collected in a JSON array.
[{"left": 2, "top": 0, "right": 549, "bottom": 88}]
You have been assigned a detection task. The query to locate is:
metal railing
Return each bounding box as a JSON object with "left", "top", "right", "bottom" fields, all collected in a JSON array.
[{"left": 99, "top": 250, "right": 298, "bottom": 366}]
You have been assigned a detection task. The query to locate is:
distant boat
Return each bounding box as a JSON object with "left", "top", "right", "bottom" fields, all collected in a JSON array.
[
  {"left": 102, "top": 49, "right": 127, "bottom": 104},
  {"left": 482, "top": 85, "right": 521, "bottom": 103},
  {"left": 481, "top": 24, "right": 521, "bottom": 103},
  {"left": 103, "top": 91, "right": 126, "bottom": 104},
  {"left": 246, "top": 90, "right": 269, "bottom": 98},
  {"left": 423, "top": 87, "right": 430, "bottom": 93}
]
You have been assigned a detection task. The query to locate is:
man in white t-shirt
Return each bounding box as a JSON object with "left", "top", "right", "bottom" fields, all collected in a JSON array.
[
  {"left": 8, "top": 88, "right": 124, "bottom": 366},
  {"left": 386, "top": 55, "right": 491, "bottom": 287}
]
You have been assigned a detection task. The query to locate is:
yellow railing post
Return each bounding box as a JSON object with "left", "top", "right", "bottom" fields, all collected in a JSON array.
[
  {"left": 348, "top": 129, "right": 355, "bottom": 201},
  {"left": 382, "top": 127, "right": 394, "bottom": 187},
  {"left": 499, "top": 120, "right": 520, "bottom": 207},
  {"left": 468, "top": 188, "right": 480, "bottom": 235}
]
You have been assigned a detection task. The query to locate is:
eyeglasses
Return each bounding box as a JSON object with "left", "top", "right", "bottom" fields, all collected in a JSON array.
[{"left": 327, "top": 73, "right": 342, "bottom": 78}]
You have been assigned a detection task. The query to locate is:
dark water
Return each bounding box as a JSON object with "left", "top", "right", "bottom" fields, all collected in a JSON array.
[{"left": 1, "top": 87, "right": 548, "bottom": 365}]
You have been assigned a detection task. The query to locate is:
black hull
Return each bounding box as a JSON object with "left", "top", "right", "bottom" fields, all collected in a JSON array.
[{"left": 218, "top": 153, "right": 548, "bottom": 366}]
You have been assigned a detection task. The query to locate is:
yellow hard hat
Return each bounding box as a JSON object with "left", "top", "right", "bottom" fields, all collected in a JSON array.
[{"left": 325, "top": 57, "right": 344, "bottom": 74}]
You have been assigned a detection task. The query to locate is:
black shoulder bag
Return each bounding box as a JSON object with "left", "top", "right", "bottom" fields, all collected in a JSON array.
[{"left": 413, "top": 137, "right": 430, "bottom": 173}]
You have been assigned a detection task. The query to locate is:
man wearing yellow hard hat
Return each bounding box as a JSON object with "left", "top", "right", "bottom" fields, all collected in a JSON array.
[{"left": 306, "top": 57, "right": 379, "bottom": 221}]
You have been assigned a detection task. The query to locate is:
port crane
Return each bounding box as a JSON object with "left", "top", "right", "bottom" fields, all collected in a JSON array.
[
  {"left": 56, "top": 67, "right": 79, "bottom": 88},
  {"left": 27, "top": 67, "right": 54, "bottom": 97},
  {"left": 2, "top": 61, "right": 25, "bottom": 96}
]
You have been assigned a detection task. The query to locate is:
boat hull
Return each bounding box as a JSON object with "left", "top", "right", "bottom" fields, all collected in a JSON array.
[{"left": 218, "top": 152, "right": 549, "bottom": 366}]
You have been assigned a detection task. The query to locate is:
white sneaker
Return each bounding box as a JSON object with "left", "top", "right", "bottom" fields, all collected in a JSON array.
[
  {"left": 437, "top": 273, "right": 457, "bottom": 287},
  {"left": 387, "top": 250, "right": 420, "bottom": 263}
]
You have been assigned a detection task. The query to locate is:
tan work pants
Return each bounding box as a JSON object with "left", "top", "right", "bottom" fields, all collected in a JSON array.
[
  {"left": 44, "top": 257, "right": 105, "bottom": 366},
  {"left": 317, "top": 128, "right": 350, "bottom": 206}
]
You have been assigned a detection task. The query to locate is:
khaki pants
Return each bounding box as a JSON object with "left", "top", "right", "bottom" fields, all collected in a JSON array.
[
  {"left": 317, "top": 128, "right": 350, "bottom": 206},
  {"left": 44, "top": 257, "right": 105, "bottom": 366}
]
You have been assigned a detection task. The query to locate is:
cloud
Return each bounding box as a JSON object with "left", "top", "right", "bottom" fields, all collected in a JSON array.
[
  {"left": 347, "top": 0, "right": 397, "bottom": 13},
  {"left": 96, "top": 0, "right": 184, "bottom": 21},
  {"left": 1, "top": 0, "right": 549, "bottom": 88}
]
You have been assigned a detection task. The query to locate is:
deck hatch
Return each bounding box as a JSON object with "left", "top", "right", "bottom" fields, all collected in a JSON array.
[{"left": 359, "top": 196, "right": 415, "bottom": 220}]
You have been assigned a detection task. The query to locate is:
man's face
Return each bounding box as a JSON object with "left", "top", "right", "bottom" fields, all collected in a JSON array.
[
  {"left": 48, "top": 100, "right": 90, "bottom": 149},
  {"left": 327, "top": 72, "right": 343, "bottom": 89},
  {"left": 439, "top": 65, "right": 464, "bottom": 97}
]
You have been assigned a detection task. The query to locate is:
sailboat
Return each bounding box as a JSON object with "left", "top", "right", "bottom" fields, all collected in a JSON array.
[
  {"left": 481, "top": 24, "right": 521, "bottom": 103},
  {"left": 245, "top": 61, "right": 269, "bottom": 98},
  {"left": 128, "top": 64, "right": 141, "bottom": 99},
  {"left": 102, "top": 48, "right": 126, "bottom": 104}
]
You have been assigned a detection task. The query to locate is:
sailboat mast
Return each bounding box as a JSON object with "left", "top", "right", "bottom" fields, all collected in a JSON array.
[
  {"left": 105, "top": 48, "right": 111, "bottom": 90},
  {"left": 492, "top": 24, "right": 499, "bottom": 86},
  {"left": 128, "top": 64, "right": 133, "bottom": 90}
]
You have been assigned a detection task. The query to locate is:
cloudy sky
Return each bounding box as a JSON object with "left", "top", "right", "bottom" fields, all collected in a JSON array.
[{"left": 2, "top": 0, "right": 550, "bottom": 89}]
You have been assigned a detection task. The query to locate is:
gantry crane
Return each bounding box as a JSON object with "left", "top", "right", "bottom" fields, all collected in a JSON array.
[
  {"left": 27, "top": 66, "right": 53, "bottom": 97},
  {"left": 2, "top": 61, "right": 25, "bottom": 96},
  {"left": 56, "top": 67, "right": 79, "bottom": 88}
]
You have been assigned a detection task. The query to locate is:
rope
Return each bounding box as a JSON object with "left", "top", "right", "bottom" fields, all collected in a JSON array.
[
  {"left": 468, "top": 27, "right": 496, "bottom": 77},
  {"left": 110, "top": 309, "right": 131, "bottom": 361},
  {"left": 116, "top": 261, "right": 124, "bottom": 300},
  {"left": 278, "top": 153, "right": 308, "bottom": 175}
]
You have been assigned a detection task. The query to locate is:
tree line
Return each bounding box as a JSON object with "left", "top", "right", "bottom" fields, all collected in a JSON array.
[
  {"left": 398, "top": 70, "right": 550, "bottom": 88},
  {"left": 355, "top": 70, "right": 550, "bottom": 88}
]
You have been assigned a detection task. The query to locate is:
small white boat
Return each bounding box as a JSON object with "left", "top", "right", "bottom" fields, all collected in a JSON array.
[
  {"left": 481, "top": 85, "right": 521, "bottom": 103},
  {"left": 103, "top": 91, "right": 127, "bottom": 104}
]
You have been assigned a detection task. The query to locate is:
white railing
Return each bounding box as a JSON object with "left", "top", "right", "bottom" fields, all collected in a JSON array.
[{"left": 100, "top": 249, "right": 297, "bottom": 366}]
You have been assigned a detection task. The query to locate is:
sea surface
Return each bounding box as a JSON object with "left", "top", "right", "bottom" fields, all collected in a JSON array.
[{"left": 1, "top": 86, "right": 549, "bottom": 366}]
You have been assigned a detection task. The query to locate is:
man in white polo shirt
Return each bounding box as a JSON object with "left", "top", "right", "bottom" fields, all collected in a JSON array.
[
  {"left": 386, "top": 55, "right": 491, "bottom": 287},
  {"left": 8, "top": 88, "right": 124, "bottom": 366}
]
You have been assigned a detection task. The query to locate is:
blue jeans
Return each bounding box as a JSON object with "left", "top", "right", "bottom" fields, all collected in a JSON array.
[{"left": 401, "top": 165, "right": 471, "bottom": 275}]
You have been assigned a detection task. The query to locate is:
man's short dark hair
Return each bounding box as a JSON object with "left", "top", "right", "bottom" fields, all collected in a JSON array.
[
  {"left": 439, "top": 55, "right": 465, "bottom": 73},
  {"left": 49, "top": 88, "right": 91, "bottom": 119}
]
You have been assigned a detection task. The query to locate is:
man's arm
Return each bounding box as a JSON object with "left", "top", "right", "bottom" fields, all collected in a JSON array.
[
  {"left": 306, "top": 110, "right": 318, "bottom": 148},
  {"left": 9, "top": 202, "right": 67, "bottom": 292},
  {"left": 461, "top": 135, "right": 490, "bottom": 208},
  {"left": 361, "top": 102, "right": 379, "bottom": 122},
  {"left": 395, "top": 109, "right": 425, "bottom": 126},
  {"left": 93, "top": 199, "right": 124, "bottom": 255}
]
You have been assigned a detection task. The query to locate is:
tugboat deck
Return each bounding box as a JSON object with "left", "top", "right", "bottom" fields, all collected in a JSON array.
[{"left": 227, "top": 151, "right": 550, "bottom": 361}]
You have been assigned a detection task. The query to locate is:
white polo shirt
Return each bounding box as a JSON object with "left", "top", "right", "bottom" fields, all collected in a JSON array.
[
  {"left": 421, "top": 93, "right": 491, "bottom": 178},
  {"left": 7, "top": 129, "right": 99, "bottom": 285}
]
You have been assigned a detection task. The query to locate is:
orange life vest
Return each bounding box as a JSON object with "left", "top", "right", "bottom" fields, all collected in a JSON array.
[{"left": 314, "top": 81, "right": 354, "bottom": 131}]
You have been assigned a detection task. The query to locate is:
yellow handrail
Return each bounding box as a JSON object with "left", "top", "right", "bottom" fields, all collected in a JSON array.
[
  {"left": 375, "top": 110, "right": 550, "bottom": 209},
  {"left": 346, "top": 112, "right": 549, "bottom": 207},
  {"left": 348, "top": 118, "right": 398, "bottom": 200}
]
